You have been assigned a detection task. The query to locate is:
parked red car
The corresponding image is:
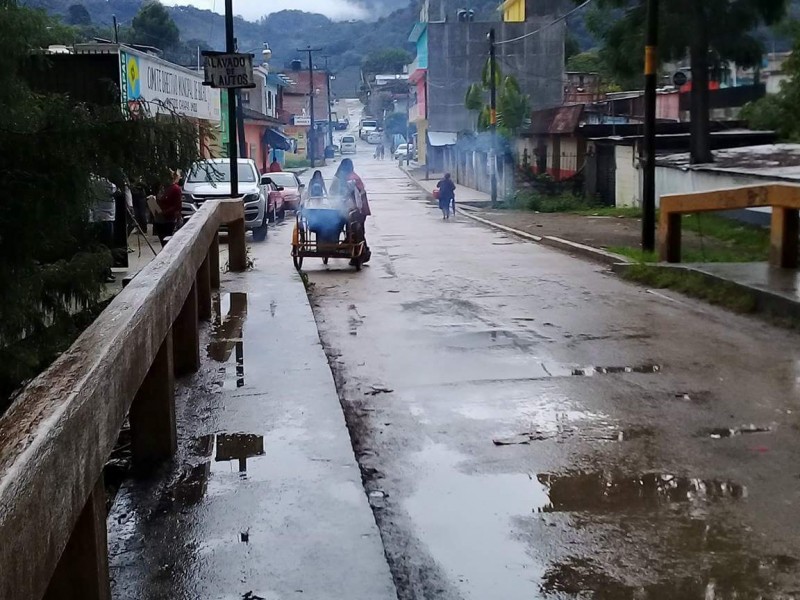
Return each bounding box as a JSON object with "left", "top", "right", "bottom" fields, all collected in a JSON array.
[
  {"left": 260, "top": 175, "right": 286, "bottom": 222},
  {"left": 265, "top": 171, "right": 305, "bottom": 211}
]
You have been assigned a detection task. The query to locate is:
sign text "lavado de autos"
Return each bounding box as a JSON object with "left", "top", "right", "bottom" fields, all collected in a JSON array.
[{"left": 202, "top": 52, "right": 256, "bottom": 89}]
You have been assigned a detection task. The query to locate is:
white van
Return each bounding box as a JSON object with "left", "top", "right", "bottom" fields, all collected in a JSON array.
[{"left": 340, "top": 135, "right": 357, "bottom": 154}]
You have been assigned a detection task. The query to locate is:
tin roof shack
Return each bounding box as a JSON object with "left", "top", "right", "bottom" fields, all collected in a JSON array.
[
  {"left": 655, "top": 144, "right": 800, "bottom": 225},
  {"left": 585, "top": 129, "right": 777, "bottom": 208},
  {"left": 518, "top": 104, "right": 586, "bottom": 182}
]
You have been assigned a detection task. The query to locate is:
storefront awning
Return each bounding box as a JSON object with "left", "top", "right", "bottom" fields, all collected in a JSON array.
[
  {"left": 263, "top": 127, "right": 292, "bottom": 151},
  {"left": 427, "top": 131, "right": 457, "bottom": 147}
]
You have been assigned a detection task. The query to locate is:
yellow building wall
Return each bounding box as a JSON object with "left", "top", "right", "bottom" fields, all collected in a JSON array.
[
  {"left": 502, "top": 0, "right": 525, "bottom": 22},
  {"left": 417, "top": 120, "right": 428, "bottom": 165}
]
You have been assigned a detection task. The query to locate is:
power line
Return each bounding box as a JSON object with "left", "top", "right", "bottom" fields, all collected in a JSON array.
[{"left": 494, "top": 0, "right": 596, "bottom": 46}]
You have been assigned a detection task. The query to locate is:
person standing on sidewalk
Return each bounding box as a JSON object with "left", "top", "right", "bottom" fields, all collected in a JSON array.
[
  {"left": 436, "top": 173, "right": 456, "bottom": 220},
  {"left": 153, "top": 170, "right": 183, "bottom": 247}
]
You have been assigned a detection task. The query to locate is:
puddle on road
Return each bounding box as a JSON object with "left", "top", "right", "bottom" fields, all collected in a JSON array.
[
  {"left": 404, "top": 443, "right": 551, "bottom": 599},
  {"left": 404, "top": 444, "right": 758, "bottom": 599},
  {"left": 570, "top": 364, "right": 661, "bottom": 377},
  {"left": 537, "top": 471, "right": 746, "bottom": 513},
  {"left": 208, "top": 292, "right": 248, "bottom": 389},
  {"left": 700, "top": 425, "right": 773, "bottom": 439},
  {"left": 541, "top": 550, "right": 799, "bottom": 599}
]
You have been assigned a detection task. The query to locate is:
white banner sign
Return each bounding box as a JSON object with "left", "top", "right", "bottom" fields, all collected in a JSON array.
[
  {"left": 203, "top": 53, "right": 255, "bottom": 89},
  {"left": 293, "top": 116, "right": 312, "bottom": 126},
  {"left": 120, "top": 49, "right": 220, "bottom": 122}
]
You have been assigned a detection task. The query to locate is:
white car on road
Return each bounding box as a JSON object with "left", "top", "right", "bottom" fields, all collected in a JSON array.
[
  {"left": 394, "top": 144, "right": 415, "bottom": 160},
  {"left": 182, "top": 158, "right": 269, "bottom": 241}
]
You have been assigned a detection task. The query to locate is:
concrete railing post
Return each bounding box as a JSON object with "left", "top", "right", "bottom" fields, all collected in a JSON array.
[
  {"left": 770, "top": 207, "right": 799, "bottom": 268},
  {"left": 197, "top": 255, "right": 213, "bottom": 321},
  {"left": 129, "top": 330, "right": 176, "bottom": 473},
  {"left": 209, "top": 232, "right": 221, "bottom": 289},
  {"left": 228, "top": 218, "right": 248, "bottom": 272},
  {"left": 173, "top": 282, "right": 200, "bottom": 376},
  {"left": 658, "top": 211, "right": 682, "bottom": 263},
  {"left": 43, "top": 475, "right": 110, "bottom": 600}
]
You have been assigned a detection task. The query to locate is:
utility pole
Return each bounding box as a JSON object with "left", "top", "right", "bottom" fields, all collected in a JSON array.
[
  {"left": 642, "top": 0, "right": 659, "bottom": 252},
  {"left": 234, "top": 38, "right": 247, "bottom": 159},
  {"left": 424, "top": 78, "right": 430, "bottom": 180},
  {"left": 406, "top": 93, "right": 412, "bottom": 166},
  {"left": 225, "top": 0, "right": 238, "bottom": 196},
  {"left": 298, "top": 46, "right": 323, "bottom": 167},
  {"left": 324, "top": 56, "right": 334, "bottom": 148},
  {"left": 488, "top": 28, "right": 498, "bottom": 208}
]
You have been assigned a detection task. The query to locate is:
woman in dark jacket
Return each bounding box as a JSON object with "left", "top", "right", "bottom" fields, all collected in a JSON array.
[{"left": 436, "top": 173, "right": 456, "bottom": 220}]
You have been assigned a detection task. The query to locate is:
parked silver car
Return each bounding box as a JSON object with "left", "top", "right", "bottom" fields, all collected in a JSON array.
[{"left": 182, "top": 158, "right": 269, "bottom": 241}]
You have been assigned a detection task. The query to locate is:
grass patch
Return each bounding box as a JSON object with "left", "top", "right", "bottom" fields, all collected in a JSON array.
[
  {"left": 681, "top": 213, "right": 769, "bottom": 261},
  {"left": 506, "top": 191, "right": 595, "bottom": 213},
  {"left": 609, "top": 213, "right": 770, "bottom": 264},
  {"left": 623, "top": 264, "right": 757, "bottom": 314}
]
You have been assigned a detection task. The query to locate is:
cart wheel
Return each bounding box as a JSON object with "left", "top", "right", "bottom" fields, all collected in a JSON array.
[
  {"left": 322, "top": 257, "right": 329, "bottom": 265},
  {"left": 293, "top": 253, "right": 304, "bottom": 271}
]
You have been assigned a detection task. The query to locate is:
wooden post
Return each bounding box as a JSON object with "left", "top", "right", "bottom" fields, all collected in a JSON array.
[
  {"left": 43, "top": 475, "right": 110, "bottom": 600},
  {"left": 658, "top": 211, "right": 682, "bottom": 263},
  {"left": 228, "top": 218, "right": 247, "bottom": 272},
  {"left": 197, "top": 255, "right": 212, "bottom": 321},
  {"left": 173, "top": 283, "right": 200, "bottom": 376},
  {"left": 770, "top": 207, "right": 799, "bottom": 268},
  {"left": 130, "top": 330, "right": 176, "bottom": 473},
  {"left": 209, "top": 233, "right": 221, "bottom": 289}
]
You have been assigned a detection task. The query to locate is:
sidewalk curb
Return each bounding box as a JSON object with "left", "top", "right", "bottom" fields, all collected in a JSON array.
[
  {"left": 456, "top": 209, "right": 632, "bottom": 267},
  {"left": 401, "top": 166, "right": 631, "bottom": 267}
]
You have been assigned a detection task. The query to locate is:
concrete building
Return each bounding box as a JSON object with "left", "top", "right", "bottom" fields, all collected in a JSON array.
[{"left": 409, "top": 0, "right": 568, "bottom": 171}]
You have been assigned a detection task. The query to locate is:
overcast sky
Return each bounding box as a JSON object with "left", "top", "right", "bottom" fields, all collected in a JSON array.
[{"left": 160, "top": 0, "right": 371, "bottom": 21}]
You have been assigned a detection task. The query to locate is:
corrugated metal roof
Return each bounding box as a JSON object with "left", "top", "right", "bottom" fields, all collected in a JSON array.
[{"left": 529, "top": 104, "right": 584, "bottom": 135}]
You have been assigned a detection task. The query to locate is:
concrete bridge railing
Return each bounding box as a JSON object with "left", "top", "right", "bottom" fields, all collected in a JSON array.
[{"left": 0, "top": 199, "right": 248, "bottom": 600}]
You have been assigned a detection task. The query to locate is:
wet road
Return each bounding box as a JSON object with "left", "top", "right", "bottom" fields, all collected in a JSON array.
[{"left": 304, "top": 144, "right": 800, "bottom": 598}]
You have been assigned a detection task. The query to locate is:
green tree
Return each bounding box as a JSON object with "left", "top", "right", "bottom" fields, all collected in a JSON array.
[
  {"left": 131, "top": 1, "right": 179, "bottom": 50},
  {"left": 465, "top": 59, "right": 530, "bottom": 134},
  {"left": 0, "top": 3, "right": 202, "bottom": 406},
  {"left": 585, "top": 0, "right": 789, "bottom": 163},
  {"left": 66, "top": 3, "right": 91, "bottom": 26},
  {"left": 362, "top": 48, "right": 412, "bottom": 76},
  {"left": 497, "top": 76, "right": 530, "bottom": 134},
  {"left": 741, "top": 29, "right": 800, "bottom": 140}
]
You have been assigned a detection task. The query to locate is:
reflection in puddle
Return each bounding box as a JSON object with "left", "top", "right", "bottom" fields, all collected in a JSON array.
[
  {"left": 571, "top": 364, "right": 661, "bottom": 376},
  {"left": 215, "top": 433, "right": 265, "bottom": 476},
  {"left": 168, "top": 433, "right": 265, "bottom": 506},
  {"left": 537, "top": 471, "right": 746, "bottom": 513},
  {"left": 208, "top": 292, "right": 247, "bottom": 388},
  {"left": 701, "top": 425, "right": 772, "bottom": 439}
]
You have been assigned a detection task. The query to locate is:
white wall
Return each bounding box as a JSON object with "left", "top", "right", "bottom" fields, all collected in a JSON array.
[
  {"left": 615, "top": 145, "right": 640, "bottom": 207},
  {"left": 654, "top": 165, "right": 771, "bottom": 218}
]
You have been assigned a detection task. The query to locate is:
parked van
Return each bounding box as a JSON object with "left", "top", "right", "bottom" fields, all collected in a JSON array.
[{"left": 340, "top": 135, "right": 357, "bottom": 154}]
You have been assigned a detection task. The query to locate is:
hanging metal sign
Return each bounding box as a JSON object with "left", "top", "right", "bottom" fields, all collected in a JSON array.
[{"left": 202, "top": 51, "right": 256, "bottom": 89}]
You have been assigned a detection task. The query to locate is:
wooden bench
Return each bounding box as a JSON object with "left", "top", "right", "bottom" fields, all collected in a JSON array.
[{"left": 659, "top": 184, "right": 800, "bottom": 268}]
